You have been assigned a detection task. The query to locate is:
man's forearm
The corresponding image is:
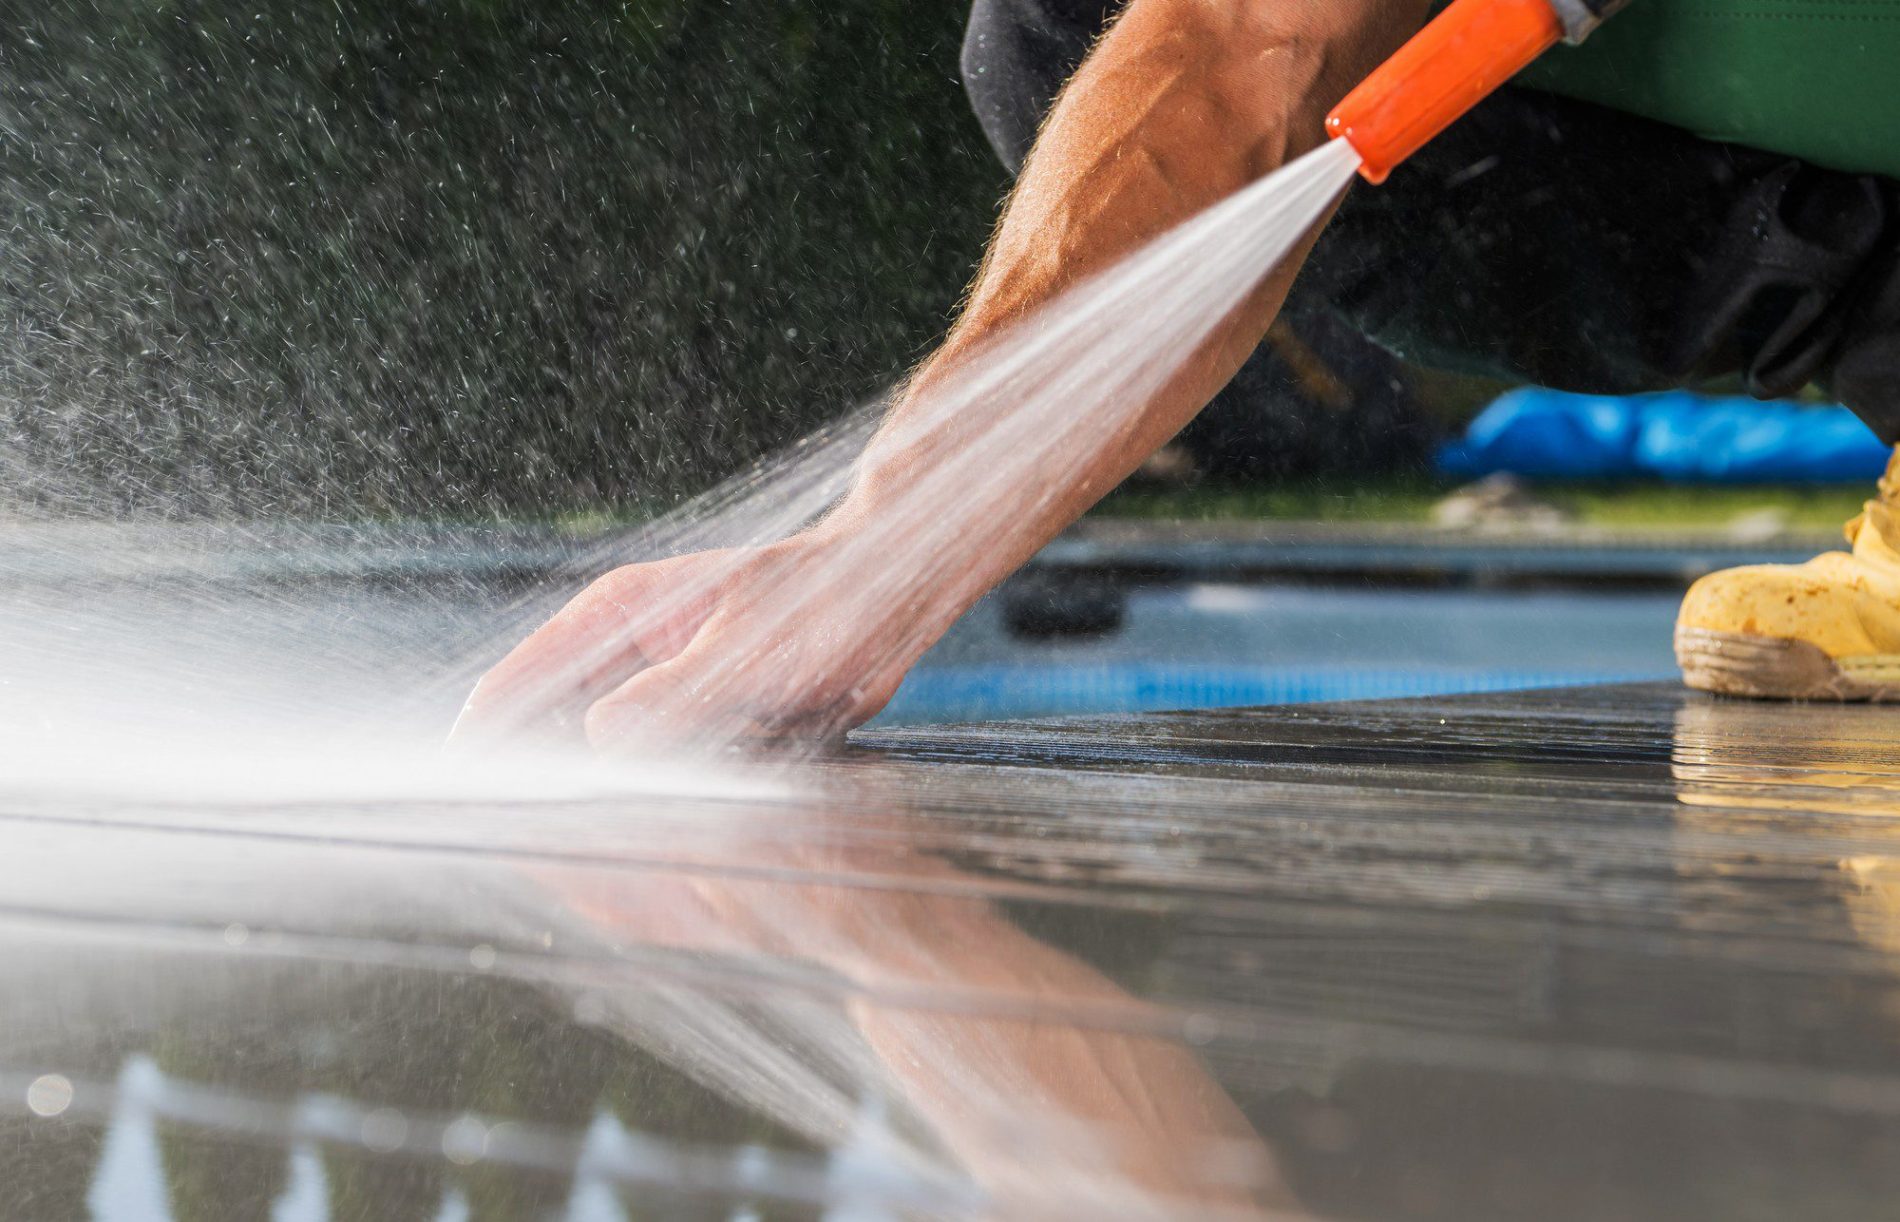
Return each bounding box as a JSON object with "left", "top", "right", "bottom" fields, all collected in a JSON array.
[
  {"left": 463, "top": 1, "right": 1431, "bottom": 743},
  {"left": 833, "top": 0, "right": 1427, "bottom": 598}
]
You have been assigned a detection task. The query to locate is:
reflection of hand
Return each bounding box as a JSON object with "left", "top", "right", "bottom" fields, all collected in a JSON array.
[
  {"left": 536, "top": 832, "right": 1300, "bottom": 1218},
  {"left": 451, "top": 528, "right": 949, "bottom": 750}
]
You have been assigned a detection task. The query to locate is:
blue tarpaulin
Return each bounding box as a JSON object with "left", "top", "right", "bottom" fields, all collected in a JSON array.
[{"left": 1436, "top": 389, "right": 1889, "bottom": 483}]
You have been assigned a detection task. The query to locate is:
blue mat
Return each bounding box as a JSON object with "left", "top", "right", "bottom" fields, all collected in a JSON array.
[
  {"left": 874, "top": 664, "right": 1667, "bottom": 725},
  {"left": 1436, "top": 389, "right": 1888, "bottom": 483}
]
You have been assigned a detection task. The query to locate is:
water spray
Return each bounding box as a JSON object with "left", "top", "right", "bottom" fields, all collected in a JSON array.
[
  {"left": 438, "top": 0, "right": 1653, "bottom": 754},
  {"left": 1327, "top": 0, "right": 1633, "bottom": 183}
]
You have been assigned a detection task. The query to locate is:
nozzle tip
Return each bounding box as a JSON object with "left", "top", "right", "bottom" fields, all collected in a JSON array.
[{"left": 1323, "top": 119, "right": 1385, "bottom": 185}]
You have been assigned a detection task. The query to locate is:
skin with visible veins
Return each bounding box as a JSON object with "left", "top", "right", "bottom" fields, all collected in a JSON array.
[{"left": 455, "top": 0, "right": 1432, "bottom": 746}]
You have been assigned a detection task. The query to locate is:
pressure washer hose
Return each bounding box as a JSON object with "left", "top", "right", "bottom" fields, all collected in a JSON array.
[{"left": 1327, "top": 0, "right": 1634, "bottom": 183}]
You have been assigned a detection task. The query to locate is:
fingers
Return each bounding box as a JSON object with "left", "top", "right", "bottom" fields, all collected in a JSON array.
[
  {"left": 582, "top": 626, "right": 908, "bottom": 752},
  {"left": 453, "top": 540, "right": 915, "bottom": 754},
  {"left": 449, "top": 552, "right": 730, "bottom": 746},
  {"left": 582, "top": 654, "right": 738, "bottom": 752}
]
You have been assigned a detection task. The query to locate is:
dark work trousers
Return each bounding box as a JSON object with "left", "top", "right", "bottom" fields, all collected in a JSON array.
[{"left": 962, "top": 0, "right": 1900, "bottom": 447}]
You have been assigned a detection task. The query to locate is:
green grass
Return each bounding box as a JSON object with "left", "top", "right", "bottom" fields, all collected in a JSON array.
[
  {"left": 1095, "top": 478, "right": 1874, "bottom": 532},
  {"left": 1097, "top": 477, "right": 1450, "bottom": 524}
]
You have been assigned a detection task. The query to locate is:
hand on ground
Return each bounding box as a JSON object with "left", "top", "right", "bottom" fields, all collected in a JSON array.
[{"left": 450, "top": 535, "right": 929, "bottom": 751}]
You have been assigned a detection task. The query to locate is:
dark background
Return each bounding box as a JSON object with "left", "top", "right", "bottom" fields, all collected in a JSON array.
[
  {"left": 0, "top": 0, "right": 1433, "bottom": 520},
  {"left": 0, "top": 0, "right": 1007, "bottom": 517}
]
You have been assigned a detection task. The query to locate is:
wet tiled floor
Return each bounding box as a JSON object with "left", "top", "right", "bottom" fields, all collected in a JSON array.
[{"left": 6, "top": 682, "right": 1900, "bottom": 1219}]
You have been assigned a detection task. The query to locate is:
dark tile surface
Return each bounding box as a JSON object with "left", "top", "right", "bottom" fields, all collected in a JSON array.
[{"left": 6, "top": 682, "right": 1900, "bottom": 1219}]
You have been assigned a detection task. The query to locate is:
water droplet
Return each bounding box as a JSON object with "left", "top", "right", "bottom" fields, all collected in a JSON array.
[
  {"left": 441, "top": 1115, "right": 487, "bottom": 1165},
  {"left": 1182, "top": 1013, "right": 1219, "bottom": 1046},
  {"left": 360, "top": 1107, "right": 408, "bottom": 1152},
  {"left": 26, "top": 1074, "right": 74, "bottom": 1118},
  {"left": 468, "top": 943, "right": 497, "bottom": 970}
]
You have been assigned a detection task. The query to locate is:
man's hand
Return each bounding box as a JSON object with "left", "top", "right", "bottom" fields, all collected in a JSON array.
[
  {"left": 451, "top": 526, "right": 939, "bottom": 749},
  {"left": 456, "top": 0, "right": 1425, "bottom": 752}
]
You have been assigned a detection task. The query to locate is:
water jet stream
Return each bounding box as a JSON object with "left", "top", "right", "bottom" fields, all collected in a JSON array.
[{"left": 450, "top": 139, "right": 1365, "bottom": 758}]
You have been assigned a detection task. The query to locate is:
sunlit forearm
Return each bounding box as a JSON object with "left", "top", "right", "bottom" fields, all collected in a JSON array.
[{"left": 831, "top": 0, "right": 1428, "bottom": 604}]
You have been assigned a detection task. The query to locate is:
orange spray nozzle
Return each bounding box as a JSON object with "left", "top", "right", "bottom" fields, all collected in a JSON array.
[{"left": 1325, "top": 0, "right": 1565, "bottom": 185}]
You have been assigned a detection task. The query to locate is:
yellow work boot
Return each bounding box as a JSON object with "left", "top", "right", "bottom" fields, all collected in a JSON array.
[{"left": 1676, "top": 447, "right": 1900, "bottom": 700}]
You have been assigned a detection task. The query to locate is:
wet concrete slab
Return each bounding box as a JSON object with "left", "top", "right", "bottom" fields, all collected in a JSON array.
[{"left": 6, "top": 682, "right": 1900, "bottom": 1219}]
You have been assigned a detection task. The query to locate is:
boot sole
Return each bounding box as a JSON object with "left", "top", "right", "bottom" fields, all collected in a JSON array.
[{"left": 1675, "top": 625, "right": 1900, "bottom": 702}]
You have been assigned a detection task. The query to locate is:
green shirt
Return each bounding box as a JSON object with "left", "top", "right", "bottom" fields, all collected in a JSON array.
[{"left": 1515, "top": 0, "right": 1900, "bottom": 179}]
